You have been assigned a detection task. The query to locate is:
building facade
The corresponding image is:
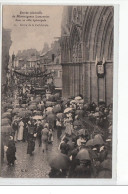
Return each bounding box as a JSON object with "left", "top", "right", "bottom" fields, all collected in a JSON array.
[
  {"left": 61, "top": 6, "right": 113, "bottom": 105},
  {"left": 40, "top": 40, "right": 62, "bottom": 90},
  {"left": 44, "top": 55, "right": 62, "bottom": 90},
  {"left": 2, "top": 28, "right": 12, "bottom": 86},
  {"left": 27, "top": 56, "right": 40, "bottom": 71}
]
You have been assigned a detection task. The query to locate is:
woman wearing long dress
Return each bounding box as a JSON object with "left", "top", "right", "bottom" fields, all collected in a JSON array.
[
  {"left": 12, "top": 119, "right": 19, "bottom": 142},
  {"left": 17, "top": 119, "right": 24, "bottom": 141}
]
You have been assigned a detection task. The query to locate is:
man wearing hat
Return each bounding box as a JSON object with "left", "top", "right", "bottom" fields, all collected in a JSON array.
[
  {"left": 79, "top": 139, "right": 86, "bottom": 149},
  {"left": 6, "top": 136, "right": 16, "bottom": 166},
  {"left": 60, "top": 137, "right": 70, "bottom": 155}
]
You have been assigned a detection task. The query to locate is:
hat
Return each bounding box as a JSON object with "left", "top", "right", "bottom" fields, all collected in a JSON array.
[
  {"left": 106, "top": 134, "right": 112, "bottom": 142},
  {"left": 63, "top": 137, "right": 69, "bottom": 142},
  {"left": 81, "top": 139, "right": 86, "bottom": 144},
  {"left": 100, "top": 146, "right": 105, "bottom": 152},
  {"left": 75, "top": 115, "right": 78, "bottom": 119},
  {"left": 44, "top": 123, "right": 49, "bottom": 128},
  {"left": 106, "top": 139, "right": 111, "bottom": 142},
  {"left": 92, "top": 148, "right": 97, "bottom": 151},
  {"left": 9, "top": 136, "right": 13, "bottom": 140}
]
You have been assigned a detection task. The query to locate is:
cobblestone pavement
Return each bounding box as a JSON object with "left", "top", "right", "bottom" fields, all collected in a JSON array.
[{"left": 1, "top": 130, "right": 61, "bottom": 178}]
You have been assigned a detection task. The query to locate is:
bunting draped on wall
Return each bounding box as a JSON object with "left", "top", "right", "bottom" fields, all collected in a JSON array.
[{"left": 13, "top": 70, "right": 52, "bottom": 78}]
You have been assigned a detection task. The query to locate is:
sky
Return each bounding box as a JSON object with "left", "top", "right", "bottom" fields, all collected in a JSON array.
[{"left": 3, "top": 5, "right": 64, "bottom": 55}]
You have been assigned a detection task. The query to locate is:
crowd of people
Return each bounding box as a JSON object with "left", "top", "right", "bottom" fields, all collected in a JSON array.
[
  {"left": 1, "top": 86, "right": 112, "bottom": 178},
  {"left": 48, "top": 96, "right": 112, "bottom": 178}
]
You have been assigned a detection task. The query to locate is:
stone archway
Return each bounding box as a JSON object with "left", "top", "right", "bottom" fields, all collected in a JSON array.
[{"left": 81, "top": 6, "right": 114, "bottom": 105}]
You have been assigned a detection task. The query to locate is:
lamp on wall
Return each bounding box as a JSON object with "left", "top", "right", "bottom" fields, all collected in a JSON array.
[{"left": 96, "top": 56, "right": 106, "bottom": 78}]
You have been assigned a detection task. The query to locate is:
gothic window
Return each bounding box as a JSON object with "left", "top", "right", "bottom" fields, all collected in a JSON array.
[
  {"left": 72, "top": 30, "right": 82, "bottom": 63},
  {"left": 77, "top": 7, "right": 81, "bottom": 23},
  {"left": 73, "top": 8, "right": 77, "bottom": 22}
]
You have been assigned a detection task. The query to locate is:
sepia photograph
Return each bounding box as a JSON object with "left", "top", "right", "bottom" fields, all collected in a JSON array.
[{"left": 1, "top": 5, "right": 113, "bottom": 179}]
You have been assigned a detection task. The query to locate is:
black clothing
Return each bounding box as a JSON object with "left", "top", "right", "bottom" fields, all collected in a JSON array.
[
  {"left": 27, "top": 134, "right": 35, "bottom": 155},
  {"left": 60, "top": 142, "right": 70, "bottom": 155},
  {"left": 37, "top": 125, "right": 42, "bottom": 146},
  {"left": 6, "top": 140, "right": 16, "bottom": 165}
]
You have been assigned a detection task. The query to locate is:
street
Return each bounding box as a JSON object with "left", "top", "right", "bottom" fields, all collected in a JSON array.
[{"left": 1, "top": 130, "right": 60, "bottom": 178}]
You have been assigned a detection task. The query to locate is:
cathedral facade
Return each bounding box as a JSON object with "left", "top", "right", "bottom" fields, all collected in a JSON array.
[{"left": 61, "top": 6, "right": 113, "bottom": 105}]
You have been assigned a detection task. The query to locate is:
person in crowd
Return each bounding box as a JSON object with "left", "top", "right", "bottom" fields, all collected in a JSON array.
[
  {"left": 23, "top": 118, "right": 28, "bottom": 142},
  {"left": 98, "top": 145, "right": 108, "bottom": 163},
  {"left": 27, "top": 133, "right": 35, "bottom": 156},
  {"left": 90, "top": 146, "right": 102, "bottom": 177},
  {"left": 6, "top": 136, "right": 16, "bottom": 166},
  {"left": 48, "top": 128, "right": 53, "bottom": 144},
  {"left": 48, "top": 116, "right": 56, "bottom": 131},
  {"left": 17, "top": 118, "right": 24, "bottom": 141},
  {"left": 60, "top": 137, "right": 70, "bottom": 155},
  {"left": 77, "top": 134, "right": 86, "bottom": 148},
  {"left": 73, "top": 115, "right": 82, "bottom": 130},
  {"left": 41, "top": 123, "right": 49, "bottom": 152},
  {"left": 36, "top": 121, "right": 43, "bottom": 147},
  {"left": 67, "top": 137, "right": 76, "bottom": 155},
  {"left": 68, "top": 146, "right": 79, "bottom": 178},
  {"left": 56, "top": 118, "right": 63, "bottom": 139},
  {"left": 28, "top": 119, "right": 35, "bottom": 137},
  {"left": 65, "top": 120, "right": 74, "bottom": 136},
  {"left": 74, "top": 160, "right": 93, "bottom": 178},
  {"left": 12, "top": 119, "right": 19, "bottom": 142},
  {"left": 49, "top": 167, "right": 67, "bottom": 178}
]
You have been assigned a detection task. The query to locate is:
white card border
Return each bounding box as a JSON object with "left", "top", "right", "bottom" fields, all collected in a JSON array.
[{"left": 0, "top": 0, "right": 119, "bottom": 185}]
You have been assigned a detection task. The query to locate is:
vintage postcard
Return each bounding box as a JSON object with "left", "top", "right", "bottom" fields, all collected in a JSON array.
[{"left": 0, "top": 4, "right": 117, "bottom": 184}]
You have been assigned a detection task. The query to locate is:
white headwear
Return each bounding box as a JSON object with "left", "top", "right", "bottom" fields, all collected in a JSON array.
[{"left": 10, "top": 136, "right": 13, "bottom": 140}]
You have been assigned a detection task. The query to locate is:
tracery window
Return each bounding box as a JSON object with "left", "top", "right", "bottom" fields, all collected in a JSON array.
[{"left": 72, "top": 30, "right": 82, "bottom": 63}]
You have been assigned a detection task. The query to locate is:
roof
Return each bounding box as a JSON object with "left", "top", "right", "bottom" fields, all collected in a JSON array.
[
  {"left": 19, "top": 58, "right": 24, "bottom": 61},
  {"left": 27, "top": 56, "right": 40, "bottom": 62},
  {"left": 40, "top": 49, "right": 52, "bottom": 57},
  {"left": 44, "top": 54, "right": 61, "bottom": 65}
]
